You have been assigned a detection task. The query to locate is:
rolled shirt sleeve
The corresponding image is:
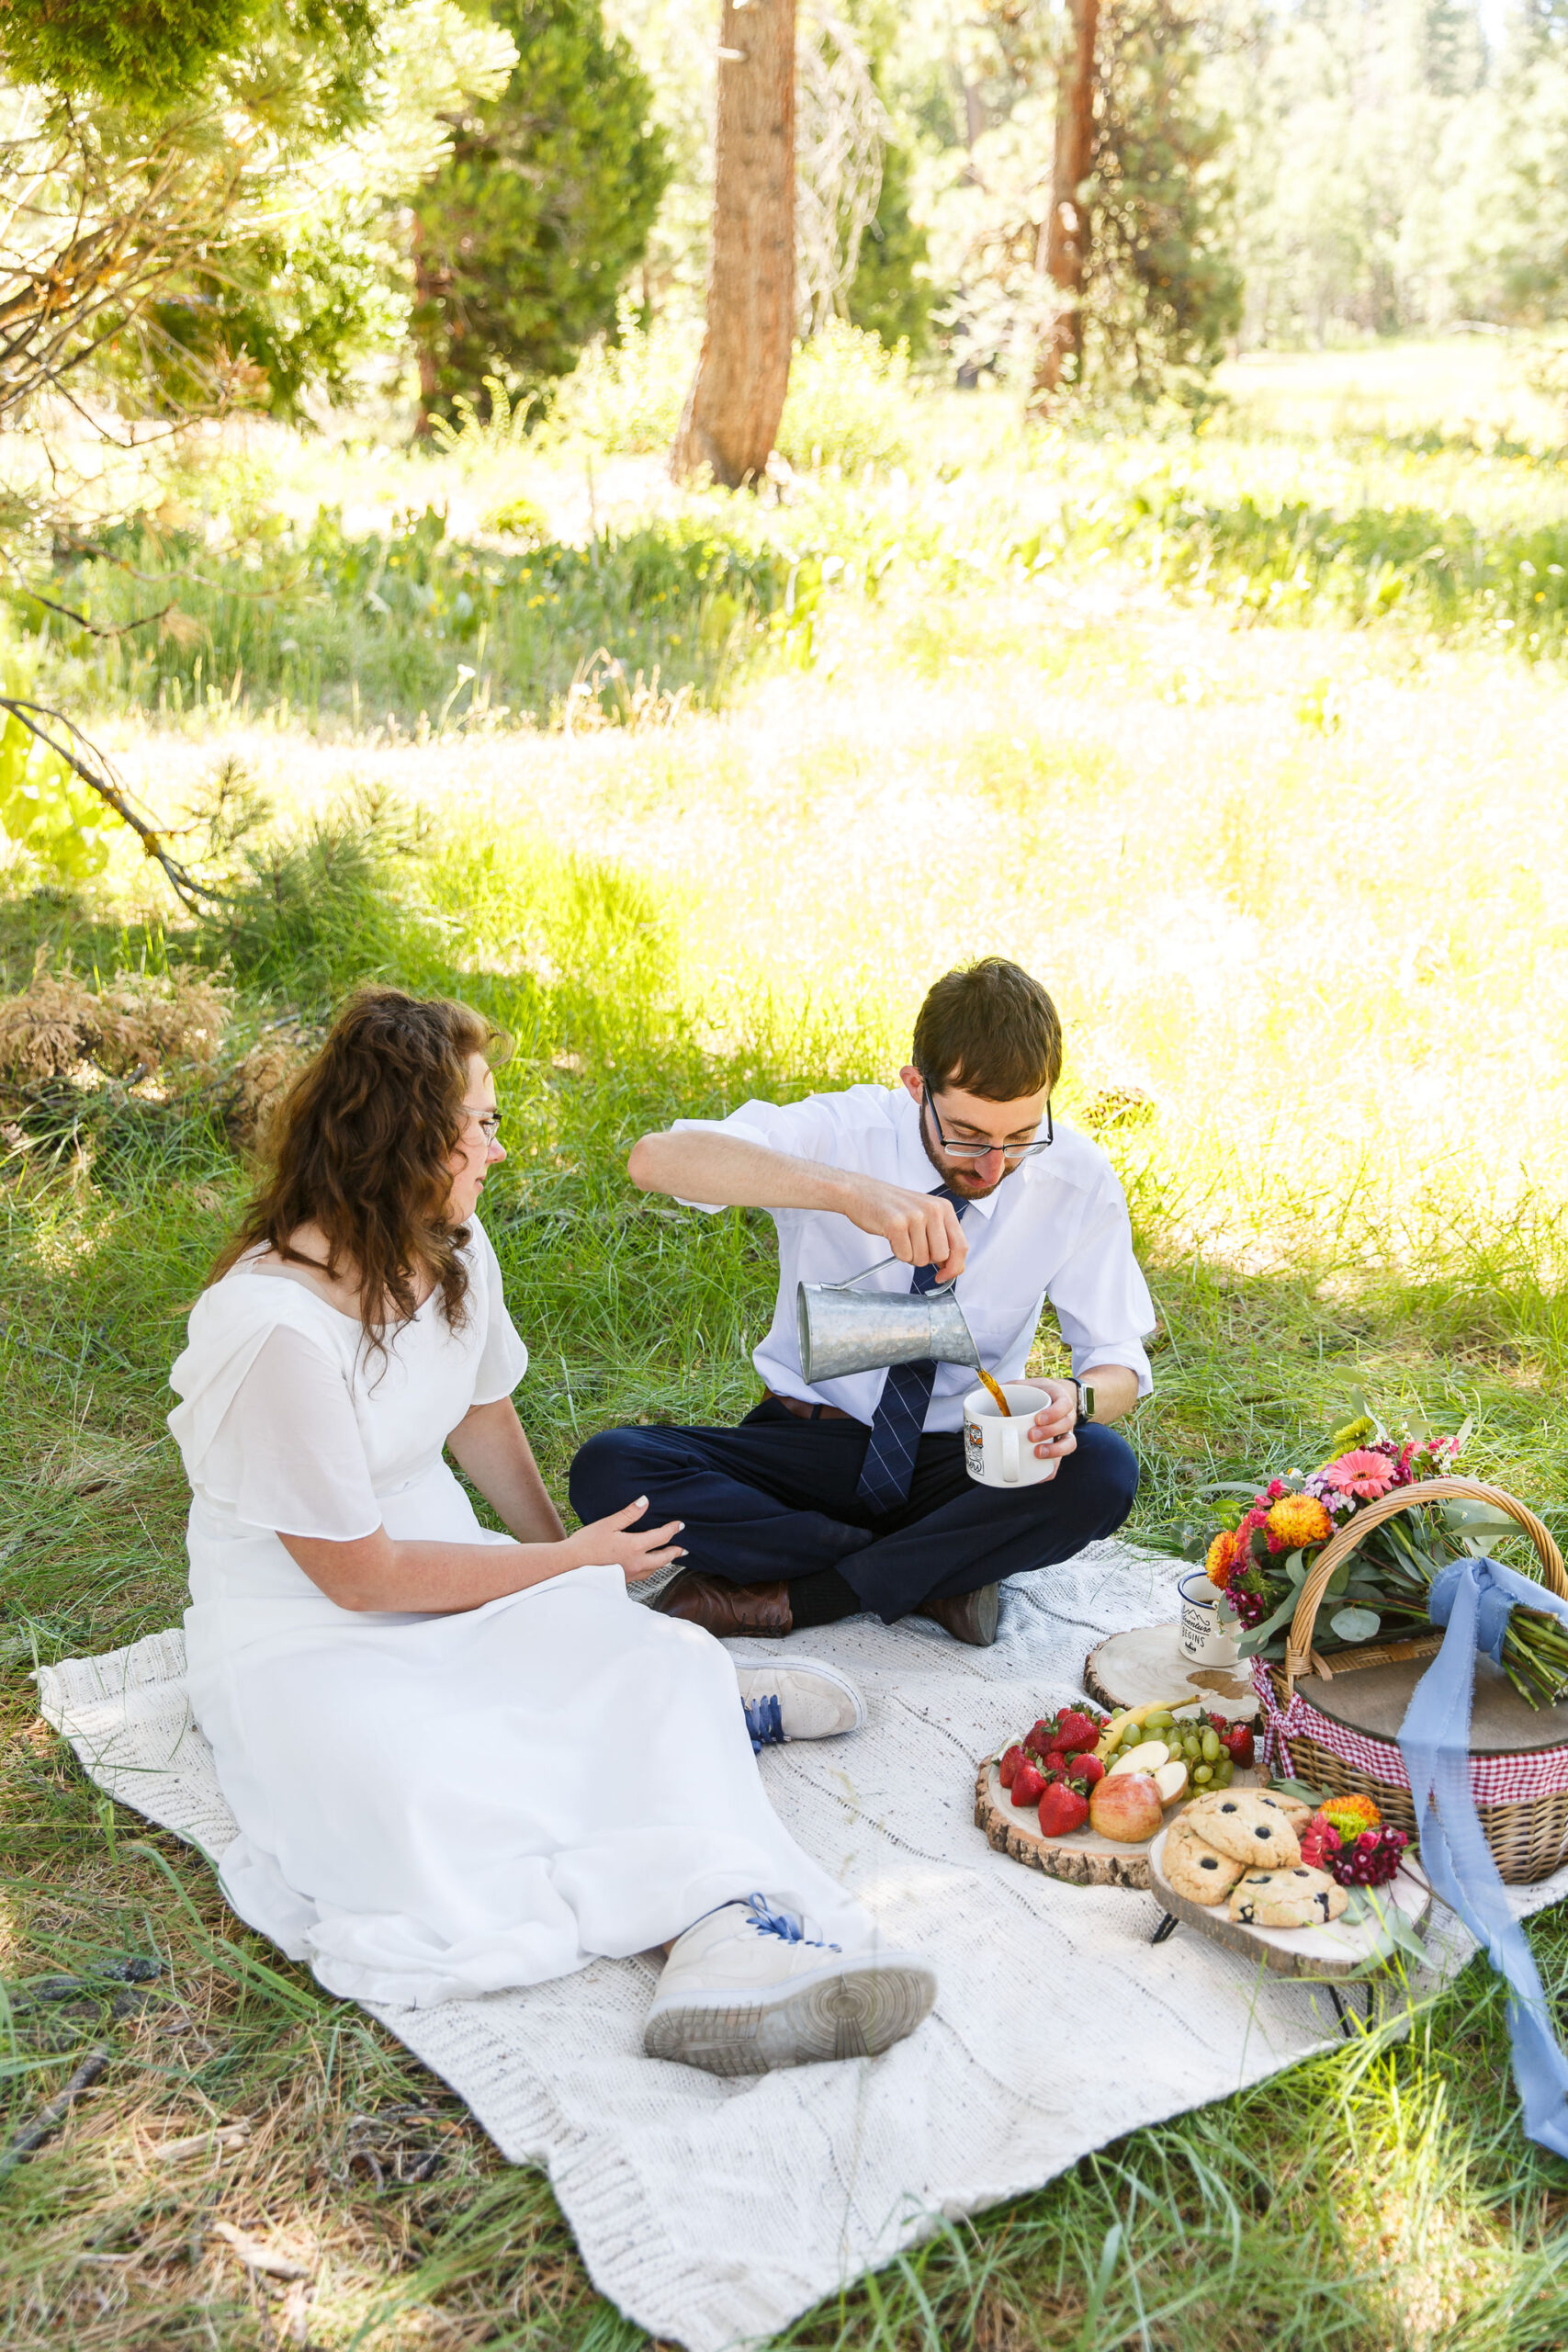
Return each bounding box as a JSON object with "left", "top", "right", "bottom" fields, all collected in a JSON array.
[
  {"left": 1046, "top": 1200, "right": 1156, "bottom": 1399},
  {"left": 669, "top": 1096, "right": 847, "bottom": 1213}
]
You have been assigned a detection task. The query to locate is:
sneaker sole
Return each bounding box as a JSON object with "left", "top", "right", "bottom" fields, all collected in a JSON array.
[
  {"left": 731, "top": 1654, "right": 868, "bottom": 1738},
  {"left": 643, "top": 1954, "right": 937, "bottom": 2075}
]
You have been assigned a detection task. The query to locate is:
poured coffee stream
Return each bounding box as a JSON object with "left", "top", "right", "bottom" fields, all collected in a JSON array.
[{"left": 976, "top": 1367, "right": 1011, "bottom": 1417}]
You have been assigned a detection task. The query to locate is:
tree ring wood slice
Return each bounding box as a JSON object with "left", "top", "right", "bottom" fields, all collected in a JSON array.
[
  {"left": 1146, "top": 1827, "right": 1432, "bottom": 1977},
  {"left": 975, "top": 1758, "right": 1258, "bottom": 1891},
  {"left": 1085, "top": 1623, "right": 1258, "bottom": 1724}
]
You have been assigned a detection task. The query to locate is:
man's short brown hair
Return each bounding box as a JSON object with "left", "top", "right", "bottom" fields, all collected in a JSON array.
[{"left": 911, "top": 957, "right": 1063, "bottom": 1102}]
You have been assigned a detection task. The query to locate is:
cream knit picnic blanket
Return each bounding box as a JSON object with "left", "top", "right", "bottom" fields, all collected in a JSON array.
[{"left": 37, "top": 1541, "right": 1568, "bottom": 2352}]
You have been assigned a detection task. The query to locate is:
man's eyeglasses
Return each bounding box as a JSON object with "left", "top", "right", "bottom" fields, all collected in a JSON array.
[
  {"left": 919, "top": 1072, "right": 1053, "bottom": 1160},
  {"left": 462, "top": 1105, "right": 503, "bottom": 1142}
]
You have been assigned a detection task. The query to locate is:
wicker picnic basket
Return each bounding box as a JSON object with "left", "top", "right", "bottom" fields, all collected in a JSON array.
[{"left": 1257, "top": 1477, "right": 1568, "bottom": 1883}]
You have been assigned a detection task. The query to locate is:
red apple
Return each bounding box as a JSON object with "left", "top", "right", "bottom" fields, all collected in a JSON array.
[{"left": 1089, "top": 1771, "right": 1163, "bottom": 1845}]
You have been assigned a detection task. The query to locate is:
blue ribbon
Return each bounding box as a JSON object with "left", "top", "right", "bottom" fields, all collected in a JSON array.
[{"left": 1398, "top": 1554, "right": 1568, "bottom": 2158}]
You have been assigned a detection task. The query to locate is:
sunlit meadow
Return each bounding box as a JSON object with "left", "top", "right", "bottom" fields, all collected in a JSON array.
[{"left": 4, "top": 336, "right": 1568, "bottom": 2347}]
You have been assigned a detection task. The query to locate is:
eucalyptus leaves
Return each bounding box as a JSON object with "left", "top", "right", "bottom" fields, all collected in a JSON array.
[{"left": 1163, "top": 1417, "right": 1568, "bottom": 1711}]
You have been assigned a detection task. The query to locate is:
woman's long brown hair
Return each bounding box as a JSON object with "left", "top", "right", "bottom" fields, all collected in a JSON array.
[{"left": 211, "top": 988, "right": 504, "bottom": 1344}]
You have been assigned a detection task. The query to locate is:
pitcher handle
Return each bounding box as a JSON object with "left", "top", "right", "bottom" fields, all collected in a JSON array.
[{"left": 830, "top": 1253, "right": 958, "bottom": 1295}]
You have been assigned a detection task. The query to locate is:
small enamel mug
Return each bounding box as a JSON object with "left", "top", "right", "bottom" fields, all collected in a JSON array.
[
  {"left": 963, "top": 1384, "right": 1061, "bottom": 1487},
  {"left": 1178, "top": 1569, "right": 1241, "bottom": 1665}
]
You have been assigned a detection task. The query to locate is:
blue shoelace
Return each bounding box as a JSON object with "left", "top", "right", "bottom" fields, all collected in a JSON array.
[
  {"left": 742, "top": 1892, "right": 839, "bottom": 1951},
  {"left": 742, "top": 1691, "right": 785, "bottom": 1751}
]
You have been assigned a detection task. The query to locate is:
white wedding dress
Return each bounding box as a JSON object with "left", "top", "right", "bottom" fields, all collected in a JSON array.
[{"left": 167, "top": 1222, "right": 869, "bottom": 2007}]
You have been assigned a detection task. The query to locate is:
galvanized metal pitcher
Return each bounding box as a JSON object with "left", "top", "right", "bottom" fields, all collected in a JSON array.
[{"left": 796, "top": 1259, "right": 981, "bottom": 1386}]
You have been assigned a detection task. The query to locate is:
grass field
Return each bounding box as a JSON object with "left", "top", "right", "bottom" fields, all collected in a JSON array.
[{"left": 3, "top": 336, "right": 1568, "bottom": 2347}]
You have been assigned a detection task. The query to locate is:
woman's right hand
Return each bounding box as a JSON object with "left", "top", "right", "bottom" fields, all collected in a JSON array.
[{"left": 566, "top": 1498, "right": 686, "bottom": 1583}]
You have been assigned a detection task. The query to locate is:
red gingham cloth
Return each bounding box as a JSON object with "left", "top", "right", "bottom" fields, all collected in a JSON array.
[{"left": 1250, "top": 1657, "right": 1568, "bottom": 1806}]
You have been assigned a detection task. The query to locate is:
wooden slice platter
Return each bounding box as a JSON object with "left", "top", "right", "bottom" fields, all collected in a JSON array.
[
  {"left": 1085, "top": 1623, "right": 1258, "bottom": 1725},
  {"left": 974, "top": 1755, "right": 1262, "bottom": 1891},
  {"left": 1146, "top": 1826, "right": 1431, "bottom": 1977}
]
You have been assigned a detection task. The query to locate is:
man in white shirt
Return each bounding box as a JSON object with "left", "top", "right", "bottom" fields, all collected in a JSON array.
[{"left": 570, "top": 958, "right": 1154, "bottom": 1646}]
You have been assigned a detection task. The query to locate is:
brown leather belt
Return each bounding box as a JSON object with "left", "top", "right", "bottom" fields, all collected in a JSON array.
[{"left": 762, "top": 1387, "right": 857, "bottom": 1423}]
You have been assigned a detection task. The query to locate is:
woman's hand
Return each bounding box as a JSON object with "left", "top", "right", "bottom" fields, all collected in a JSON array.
[{"left": 566, "top": 1498, "right": 686, "bottom": 1583}]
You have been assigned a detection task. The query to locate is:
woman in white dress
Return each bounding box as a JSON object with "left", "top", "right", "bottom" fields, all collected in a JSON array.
[{"left": 168, "top": 988, "right": 935, "bottom": 2073}]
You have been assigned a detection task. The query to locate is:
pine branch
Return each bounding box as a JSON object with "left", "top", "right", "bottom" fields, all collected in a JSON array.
[{"left": 0, "top": 695, "right": 228, "bottom": 909}]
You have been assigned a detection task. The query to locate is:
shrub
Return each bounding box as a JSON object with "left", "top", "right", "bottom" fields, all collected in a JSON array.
[{"left": 775, "top": 322, "right": 917, "bottom": 475}]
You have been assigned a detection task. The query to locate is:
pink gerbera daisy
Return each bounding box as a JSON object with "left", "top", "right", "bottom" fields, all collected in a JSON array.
[{"left": 1319, "top": 1448, "right": 1397, "bottom": 1501}]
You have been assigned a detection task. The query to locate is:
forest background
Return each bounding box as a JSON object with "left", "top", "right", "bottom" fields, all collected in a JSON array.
[{"left": 4, "top": 2, "right": 1568, "bottom": 2348}]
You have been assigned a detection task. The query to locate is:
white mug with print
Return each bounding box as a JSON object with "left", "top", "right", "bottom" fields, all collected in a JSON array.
[{"left": 963, "top": 1383, "right": 1061, "bottom": 1487}]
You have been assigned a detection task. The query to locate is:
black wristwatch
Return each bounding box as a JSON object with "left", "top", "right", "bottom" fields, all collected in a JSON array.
[{"left": 1071, "top": 1378, "right": 1096, "bottom": 1426}]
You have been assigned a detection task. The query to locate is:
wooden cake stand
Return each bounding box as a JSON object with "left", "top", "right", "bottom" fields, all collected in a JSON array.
[
  {"left": 1146, "top": 1825, "right": 1431, "bottom": 1978},
  {"left": 1084, "top": 1623, "right": 1259, "bottom": 1725},
  {"left": 974, "top": 1756, "right": 1262, "bottom": 1891}
]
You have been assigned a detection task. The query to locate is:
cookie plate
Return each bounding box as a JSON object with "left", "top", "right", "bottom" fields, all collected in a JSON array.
[{"left": 1147, "top": 1826, "right": 1432, "bottom": 1975}]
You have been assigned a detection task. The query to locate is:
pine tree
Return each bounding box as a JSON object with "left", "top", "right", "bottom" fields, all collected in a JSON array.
[
  {"left": 848, "top": 139, "right": 931, "bottom": 354},
  {"left": 1084, "top": 0, "right": 1243, "bottom": 390},
  {"left": 410, "top": 0, "right": 671, "bottom": 423}
]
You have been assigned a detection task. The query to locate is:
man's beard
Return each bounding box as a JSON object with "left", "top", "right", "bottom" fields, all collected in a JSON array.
[{"left": 918, "top": 1121, "right": 1010, "bottom": 1198}]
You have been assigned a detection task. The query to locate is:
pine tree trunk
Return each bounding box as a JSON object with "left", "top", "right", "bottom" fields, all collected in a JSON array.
[
  {"left": 1034, "top": 0, "right": 1100, "bottom": 401},
  {"left": 671, "top": 0, "right": 796, "bottom": 487}
]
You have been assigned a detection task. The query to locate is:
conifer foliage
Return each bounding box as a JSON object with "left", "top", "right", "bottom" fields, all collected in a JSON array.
[
  {"left": 1087, "top": 0, "right": 1242, "bottom": 389},
  {"left": 408, "top": 0, "right": 671, "bottom": 424}
]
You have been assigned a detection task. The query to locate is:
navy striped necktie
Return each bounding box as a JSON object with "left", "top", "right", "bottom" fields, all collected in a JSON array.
[{"left": 855, "top": 1190, "right": 970, "bottom": 1513}]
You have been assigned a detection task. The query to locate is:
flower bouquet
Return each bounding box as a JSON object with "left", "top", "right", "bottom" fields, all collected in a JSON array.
[{"left": 1173, "top": 1413, "right": 1568, "bottom": 1711}]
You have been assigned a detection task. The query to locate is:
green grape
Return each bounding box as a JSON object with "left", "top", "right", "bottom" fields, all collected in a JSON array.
[
  {"left": 1213, "top": 1758, "right": 1234, "bottom": 1788},
  {"left": 1192, "top": 1763, "right": 1213, "bottom": 1784},
  {"left": 1201, "top": 1728, "right": 1221, "bottom": 1760}
]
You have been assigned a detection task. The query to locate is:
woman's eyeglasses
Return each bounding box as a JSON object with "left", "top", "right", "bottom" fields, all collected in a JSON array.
[
  {"left": 462, "top": 1106, "right": 503, "bottom": 1142},
  {"left": 919, "top": 1073, "right": 1053, "bottom": 1160}
]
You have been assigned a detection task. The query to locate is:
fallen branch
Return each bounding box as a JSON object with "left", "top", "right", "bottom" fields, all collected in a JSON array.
[
  {"left": 0, "top": 1962, "right": 161, "bottom": 2177},
  {"left": 0, "top": 696, "right": 228, "bottom": 909},
  {"left": 1, "top": 2047, "right": 112, "bottom": 2165}
]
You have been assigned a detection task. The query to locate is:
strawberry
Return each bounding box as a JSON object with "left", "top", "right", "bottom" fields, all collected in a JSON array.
[
  {"left": 1011, "top": 1758, "right": 1047, "bottom": 1808},
  {"left": 1037, "top": 1781, "right": 1090, "bottom": 1836},
  {"left": 1075, "top": 1752, "right": 1106, "bottom": 1788},
  {"left": 998, "top": 1744, "right": 1025, "bottom": 1788},
  {"left": 1207, "top": 1711, "right": 1228, "bottom": 1734},
  {"left": 1221, "top": 1723, "right": 1255, "bottom": 1770},
  {"left": 1025, "top": 1717, "right": 1062, "bottom": 1757},
  {"left": 1054, "top": 1708, "right": 1100, "bottom": 1754}
]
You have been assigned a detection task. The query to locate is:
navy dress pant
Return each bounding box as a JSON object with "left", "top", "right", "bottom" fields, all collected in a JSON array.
[{"left": 568, "top": 1398, "right": 1139, "bottom": 1624}]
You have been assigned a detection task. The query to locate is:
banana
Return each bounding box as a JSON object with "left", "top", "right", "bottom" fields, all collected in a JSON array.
[{"left": 1096, "top": 1697, "right": 1193, "bottom": 1759}]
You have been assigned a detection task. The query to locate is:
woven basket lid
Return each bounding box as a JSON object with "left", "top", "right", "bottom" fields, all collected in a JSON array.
[{"left": 1303, "top": 1650, "right": 1568, "bottom": 1756}]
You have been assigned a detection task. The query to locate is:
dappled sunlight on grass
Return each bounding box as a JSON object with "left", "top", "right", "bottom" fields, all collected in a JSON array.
[{"left": 6, "top": 345, "right": 1568, "bottom": 2346}]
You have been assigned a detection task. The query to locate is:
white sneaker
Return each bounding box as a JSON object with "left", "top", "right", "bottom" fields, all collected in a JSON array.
[
  {"left": 734, "top": 1657, "right": 866, "bottom": 1747},
  {"left": 644, "top": 1894, "right": 937, "bottom": 2075}
]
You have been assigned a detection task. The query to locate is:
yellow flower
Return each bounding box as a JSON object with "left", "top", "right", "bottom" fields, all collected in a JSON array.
[
  {"left": 1204, "top": 1530, "right": 1236, "bottom": 1589},
  {"left": 1265, "top": 1494, "right": 1333, "bottom": 1551},
  {"left": 1325, "top": 1415, "right": 1375, "bottom": 1458}
]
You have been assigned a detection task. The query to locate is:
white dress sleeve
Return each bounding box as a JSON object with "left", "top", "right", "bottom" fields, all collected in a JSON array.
[
  {"left": 199, "top": 1325, "right": 384, "bottom": 1540},
  {"left": 468, "top": 1219, "right": 530, "bottom": 1405}
]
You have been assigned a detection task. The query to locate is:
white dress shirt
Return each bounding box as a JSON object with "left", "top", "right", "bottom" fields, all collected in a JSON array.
[{"left": 672, "top": 1084, "right": 1156, "bottom": 1431}]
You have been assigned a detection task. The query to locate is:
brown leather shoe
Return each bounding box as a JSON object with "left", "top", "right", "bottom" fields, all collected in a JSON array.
[
  {"left": 914, "top": 1584, "right": 999, "bottom": 1646},
  {"left": 654, "top": 1569, "right": 794, "bottom": 1638}
]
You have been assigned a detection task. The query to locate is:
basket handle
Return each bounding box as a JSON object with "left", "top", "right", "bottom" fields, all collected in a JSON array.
[{"left": 1280, "top": 1477, "right": 1566, "bottom": 1697}]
